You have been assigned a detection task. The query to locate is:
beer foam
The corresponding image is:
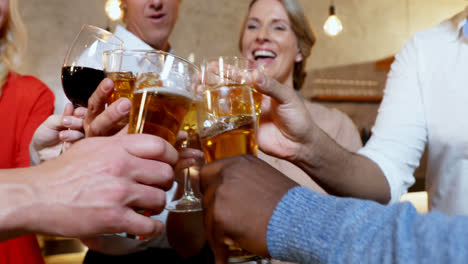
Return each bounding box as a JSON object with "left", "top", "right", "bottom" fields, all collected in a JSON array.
[{"left": 134, "top": 86, "right": 193, "bottom": 100}]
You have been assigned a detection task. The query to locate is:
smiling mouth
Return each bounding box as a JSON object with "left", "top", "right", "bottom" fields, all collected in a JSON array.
[
  {"left": 253, "top": 50, "right": 276, "bottom": 60},
  {"left": 148, "top": 13, "right": 165, "bottom": 22}
]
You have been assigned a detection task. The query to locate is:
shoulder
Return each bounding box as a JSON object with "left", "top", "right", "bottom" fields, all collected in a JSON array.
[
  {"left": 6, "top": 73, "right": 54, "bottom": 107},
  {"left": 304, "top": 101, "right": 362, "bottom": 151},
  {"left": 405, "top": 20, "right": 458, "bottom": 53},
  {"left": 7, "top": 73, "right": 53, "bottom": 97},
  {"left": 304, "top": 101, "right": 351, "bottom": 125}
]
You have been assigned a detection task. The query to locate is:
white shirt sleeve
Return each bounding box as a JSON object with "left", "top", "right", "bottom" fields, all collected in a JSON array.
[{"left": 358, "top": 35, "right": 428, "bottom": 203}]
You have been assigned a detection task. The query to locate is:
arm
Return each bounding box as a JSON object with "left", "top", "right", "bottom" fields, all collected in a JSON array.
[
  {"left": 253, "top": 35, "right": 426, "bottom": 204},
  {"left": 201, "top": 155, "right": 468, "bottom": 264},
  {"left": 0, "top": 134, "right": 178, "bottom": 242},
  {"left": 255, "top": 74, "right": 390, "bottom": 203},
  {"left": 17, "top": 78, "right": 54, "bottom": 167},
  {"left": 268, "top": 187, "right": 468, "bottom": 263}
]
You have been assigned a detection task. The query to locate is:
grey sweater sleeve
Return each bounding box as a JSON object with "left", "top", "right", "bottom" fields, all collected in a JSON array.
[{"left": 267, "top": 187, "right": 468, "bottom": 264}]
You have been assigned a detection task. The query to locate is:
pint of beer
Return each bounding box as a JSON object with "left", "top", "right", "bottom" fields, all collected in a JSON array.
[
  {"left": 129, "top": 87, "right": 192, "bottom": 145},
  {"left": 199, "top": 56, "right": 261, "bottom": 161},
  {"left": 199, "top": 56, "right": 261, "bottom": 262},
  {"left": 128, "top": 51, "right": 197, "bottom": 143},
  {"left": 199, "top": 85, "right": 258, "bottom": 162}
]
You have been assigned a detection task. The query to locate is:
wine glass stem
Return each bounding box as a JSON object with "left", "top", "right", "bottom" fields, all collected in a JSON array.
[{"left": 183, "top": 166, "right": 194, "bottom": 197}]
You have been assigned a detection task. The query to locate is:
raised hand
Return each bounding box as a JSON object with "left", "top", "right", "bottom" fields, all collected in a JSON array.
[
  {"left": 30, "top": 103, "right": 86, "bottom": 163},
  {"left": 200, "top": 155, "right": 298, "bottom": 263},
  {"left": 21, "top": 134, "right": 178, "bottom": 239}
]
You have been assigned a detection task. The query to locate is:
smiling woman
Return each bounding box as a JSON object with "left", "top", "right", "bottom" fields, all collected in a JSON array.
[{"left": 239, "top": 0, "right": 363, "bottom": 191}]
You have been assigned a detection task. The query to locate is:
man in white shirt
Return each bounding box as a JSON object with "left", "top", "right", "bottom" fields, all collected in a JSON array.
[{"left": 262, "top": 7, "right": 468, "bottom": 217}]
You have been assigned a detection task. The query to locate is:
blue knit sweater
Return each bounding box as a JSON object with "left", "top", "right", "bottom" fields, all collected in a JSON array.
[{"left": 267, "top": 187, "right": 468, "bottom": 263}]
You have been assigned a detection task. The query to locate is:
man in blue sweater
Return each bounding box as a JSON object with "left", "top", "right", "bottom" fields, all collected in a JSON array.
[
  {"left": 199, "top": 67, "right": 468, "bottom": 263},
  {"left": 201, "top": 154, "right": 468, "bottom": 263}
]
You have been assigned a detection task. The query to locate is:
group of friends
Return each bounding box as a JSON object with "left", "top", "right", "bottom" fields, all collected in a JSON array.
[{"left": 1, "top": 0, "right": 468, "bottom": 263}]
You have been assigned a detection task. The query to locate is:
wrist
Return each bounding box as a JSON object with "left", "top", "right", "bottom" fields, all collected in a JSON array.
[{"left": 0, "top": 168, "right": 37, "bottom": 240}]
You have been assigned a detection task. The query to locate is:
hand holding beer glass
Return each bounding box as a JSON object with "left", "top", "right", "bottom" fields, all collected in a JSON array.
[
  {"left": 198, "top": 56, "right": 263, "bottom": 263},
  {"left": 127, "top": 51, "right": 203, "bottom": 213}
]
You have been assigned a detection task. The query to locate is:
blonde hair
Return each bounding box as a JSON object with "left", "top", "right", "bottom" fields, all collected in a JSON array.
[
  {"left": 0, "top": 0, "right": 27, "bottom": 86},
  {"left": 239, "top": 0, "right": 316, "bottom": 90}
]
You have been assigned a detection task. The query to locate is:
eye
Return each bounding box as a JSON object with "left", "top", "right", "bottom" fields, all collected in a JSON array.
[
  {"left": 274, "top": 25, "right": 286, "bottom": 31},
  {"left": 247, "top": 24, "right": 258, "bottom": 30}
]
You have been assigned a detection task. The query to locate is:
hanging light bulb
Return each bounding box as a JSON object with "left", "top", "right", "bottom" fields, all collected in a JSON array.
[
  {"left": 105, "top": 0, "right": 123, "bottom": 21},
  {"left": 323, "top": 3, "right": 343, "bottom": 37}
]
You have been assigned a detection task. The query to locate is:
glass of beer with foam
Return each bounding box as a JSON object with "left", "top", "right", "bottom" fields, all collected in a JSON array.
[
  {"left": 126, "top": 51, "right": 199, "bottom": 220},
  {"left": 128, "top": 51, "right": 197, "bottom": 146},
  {"left": 198, "top": 56, "right": 262, "bottom": 262}
]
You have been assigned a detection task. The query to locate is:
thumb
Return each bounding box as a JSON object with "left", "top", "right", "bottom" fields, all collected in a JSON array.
[{"left": 253, "top": 70, "right": 300, "bottom": 105}]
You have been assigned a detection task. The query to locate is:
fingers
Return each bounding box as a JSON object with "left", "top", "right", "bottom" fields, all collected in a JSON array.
[
  {"left": 199, "top": 157, "right": 233, "bottom": 193},
  {"left": 87, "top": 78, "right": 114, "bottom": 122},
  {"left": 119, "top": 211, "right": 165, "bottom": 238},
  {"left": 128, "top": 184, "right": 167, "bottom": 214},
  {"left": 127, "top": 158, "right": 174, "bottom": 191},
  {"left": 252, "top": 70, "right": 299, "bottom": 105},
  {"left": 59, "top": 129, "right": 84, "bottom": 142},
  {"left": 86, "top": 98, "right": 131, "bottom": 137},
  {"left": 62, "top": 116, "right": 84, "bottom": 131},
  {"left": 62, "top": 103, "right": 74, "bottom": 116},
  {"left": 179, "top": 148, "right": 204, "bottom": 160},
  {"left": 73, "top": 107, "right": 87, "bottom": 119},
  {"left": 203, "top": 186, "right": 229, "bottom": 264},
  {"left": 176, "top": 130, "right": 189, "bottom": 146},
  {"left": 120, "top": 134, "right": 179, "bottom": 165}
]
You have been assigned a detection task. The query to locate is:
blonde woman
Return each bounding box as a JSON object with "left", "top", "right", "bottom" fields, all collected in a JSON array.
[
  {"left": 0, "top": 0, "right": 54, "bottom": 263},
  {"left": 239, "top": 0, "right": 362, "bottom": 190}
]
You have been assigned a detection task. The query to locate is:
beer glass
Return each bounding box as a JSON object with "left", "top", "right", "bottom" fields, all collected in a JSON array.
[
  {"left": 103, "top": 50, "right": 149, "bottom": 126},
  {"left": 103, "top": 50, "right": 152, "bottom": 105},
  {"left": 198, "top": 56, "right": 262, "bottom": 263},
  {"left": 128, "top": 51, "right": 203, "bottom": 212}
]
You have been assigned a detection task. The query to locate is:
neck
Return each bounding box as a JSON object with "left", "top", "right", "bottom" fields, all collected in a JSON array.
[
  {"left": 281, "top": 74, "right": 295, "bottom": 90},
  {"left": 125, "top": 25, "right": 171, "bottom": 52}
]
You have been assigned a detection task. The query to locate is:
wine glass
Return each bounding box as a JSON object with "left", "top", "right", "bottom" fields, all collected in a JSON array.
[
  {"left": 61, "top": 24, "right": 123, "bottom": 108},
  {"left": 166, "top": 100, "right": 204, "bottom": 212},
  {"left": 60, "top": 24, "right": 122, "bottom": 152}
]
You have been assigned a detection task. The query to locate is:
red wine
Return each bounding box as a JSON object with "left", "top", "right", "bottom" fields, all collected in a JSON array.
[{"left": 61, "top": 66, "right": 105, "bottom": 107}]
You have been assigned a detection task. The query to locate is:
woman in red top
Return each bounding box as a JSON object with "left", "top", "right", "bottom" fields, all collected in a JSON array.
[{"left": 0, "top": 0, "right": 54, "bottom": 263}]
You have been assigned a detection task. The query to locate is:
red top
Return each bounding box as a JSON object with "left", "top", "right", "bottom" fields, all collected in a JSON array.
[{"left": 0, "top": 73, "right": 54, "bottom": 264}]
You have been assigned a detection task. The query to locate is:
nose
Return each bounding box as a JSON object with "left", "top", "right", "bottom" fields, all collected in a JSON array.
[
  {"left": 255, "top": 26, "right": 269, "bottom": 43},
  {"left": 149, "top": 0, "right": 163, "bottom": 9}
]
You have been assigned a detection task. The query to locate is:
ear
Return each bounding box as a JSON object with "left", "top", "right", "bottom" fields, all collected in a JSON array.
[{"left": 295, "top": 52, "right": 303, "bottom": 63}]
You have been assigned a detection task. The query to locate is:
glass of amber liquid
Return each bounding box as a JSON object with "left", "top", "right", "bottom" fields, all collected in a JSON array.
[
  {"left": 128, "top": 51, "right": 202, "bottom": 215},
  {"left": 198, "top": 56, "right": 262, "bottom": 263},
  {"left": 103, "top": 50, "right": 152, "bottom": 126}
]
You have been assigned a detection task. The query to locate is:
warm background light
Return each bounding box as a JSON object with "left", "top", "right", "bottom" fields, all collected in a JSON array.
[
  {"left": 324, "top": 14, "right": 343, "bottom": 37},
  {"left": 105, "top": 0, "right": 122, "bottom": 21}
]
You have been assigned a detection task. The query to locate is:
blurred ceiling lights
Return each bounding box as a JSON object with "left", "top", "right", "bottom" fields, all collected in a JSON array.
[
  {"left": 105, "top": 0, "right": 123, "bottom": 21},
  {"left": 323, "top": 1, "right": 343, "bottom": 37}
]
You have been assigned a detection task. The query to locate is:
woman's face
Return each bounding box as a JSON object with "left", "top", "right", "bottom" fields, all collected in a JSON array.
[
  {"left": 241, "top": 0, "right": 302, "bottom": 86},
  {"left": 0, "top": 0, "right": 9, "bottom": 30}
]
